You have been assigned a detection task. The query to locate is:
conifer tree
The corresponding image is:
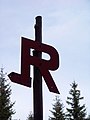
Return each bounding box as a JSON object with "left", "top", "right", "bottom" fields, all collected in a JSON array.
[
  {"left": 49, "top": 96, "right": 65, "bottom": 120},
  {"left": 0, "top": 68, "right": 15, "bottom": 120},
  {"left": 27, "top": 111, "right": 34, "bottom": 120},
  {"left": 66, "top": 81, "right": 86, "bottom": 120}
]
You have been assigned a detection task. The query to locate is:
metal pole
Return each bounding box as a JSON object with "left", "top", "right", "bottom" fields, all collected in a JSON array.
[{"left": 33, "top": 16, "right": 43, "bottom": 120}]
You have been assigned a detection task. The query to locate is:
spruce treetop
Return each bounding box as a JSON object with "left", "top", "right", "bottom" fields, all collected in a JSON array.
[{"left": 66, "top": 81, "right": 86, "bottom": 120}]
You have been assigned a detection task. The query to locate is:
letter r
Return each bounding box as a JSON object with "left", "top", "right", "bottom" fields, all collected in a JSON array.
[{"left": 8, "top": 37, "right": 59, "bottom": 93}]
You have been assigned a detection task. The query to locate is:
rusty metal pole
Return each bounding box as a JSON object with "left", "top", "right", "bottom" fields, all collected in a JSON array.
[{"left": 33, "top": 16, "right": 43, "bottom": 120}]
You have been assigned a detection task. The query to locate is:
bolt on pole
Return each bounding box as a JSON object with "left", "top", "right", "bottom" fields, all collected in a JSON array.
[{"left": 33, "top": 16, "right": 43, "bottom": 120}]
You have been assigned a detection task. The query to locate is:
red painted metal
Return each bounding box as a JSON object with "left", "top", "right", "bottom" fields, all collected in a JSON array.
[{"left": 8, "top": 37, "right": 59, "bottom": 93}]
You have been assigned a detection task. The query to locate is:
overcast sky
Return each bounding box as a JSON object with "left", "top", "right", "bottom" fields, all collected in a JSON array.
[{"left": 0, "top": 0, "right": 90, "bottom": 120}]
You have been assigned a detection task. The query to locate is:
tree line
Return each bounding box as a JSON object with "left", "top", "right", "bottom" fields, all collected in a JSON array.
[
  {"left": 48, "top": 81, "right": 90, "bottom": 120},
  {"left": 0, "top": 68, "right": 90, "bottom": 120},
  {"left": 28, "top": 81, "right": 90, "bottom": 120}
]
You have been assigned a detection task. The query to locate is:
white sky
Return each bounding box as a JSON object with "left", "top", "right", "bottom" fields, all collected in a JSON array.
[{"left": 0, "top": 0, "right": 90, "bottom": 119}]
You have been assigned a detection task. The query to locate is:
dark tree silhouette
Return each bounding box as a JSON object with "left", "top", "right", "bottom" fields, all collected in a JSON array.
[
  {"left": 49, "top": 96, "right": 65, "bottom": 120},
  {"left": 27, "top": 111, "right": 34, "bottom": 120},
  {"left": 66, "top": 81, "right": 86, "bottom": 120},
  {"left": 0, "top": 68, "right": 15, "bottom": 120}
]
